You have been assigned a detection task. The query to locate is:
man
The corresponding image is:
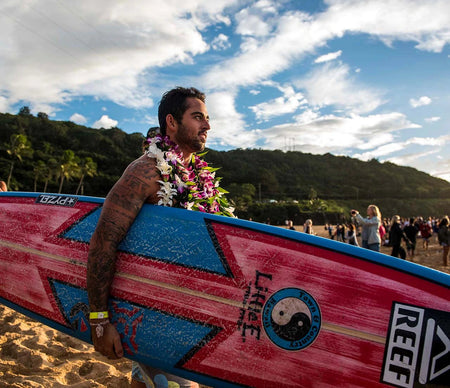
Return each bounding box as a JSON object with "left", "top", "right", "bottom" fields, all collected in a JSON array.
[
  {"left": 418, "top": 217, "right": 432, "bottom": 250},
  {"left": 87, "top": 87, "right": 232, "bottom": 388}
]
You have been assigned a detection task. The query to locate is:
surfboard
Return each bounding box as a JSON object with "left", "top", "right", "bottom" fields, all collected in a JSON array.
[{"left": 0, "top": 192, "right": 449, "bottom": 388}]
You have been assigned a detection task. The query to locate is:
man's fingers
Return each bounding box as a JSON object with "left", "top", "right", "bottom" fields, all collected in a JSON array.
[
  {"left": 91, "top": 323, "right": 123, "bottom": 359},
  {"left": 113, "top": 334, "right": 124, "bottom": 358}
]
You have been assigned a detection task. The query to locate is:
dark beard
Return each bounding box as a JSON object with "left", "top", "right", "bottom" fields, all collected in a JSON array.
[{"left": 175, "top": 123, "right": 206, "bottom": 153}]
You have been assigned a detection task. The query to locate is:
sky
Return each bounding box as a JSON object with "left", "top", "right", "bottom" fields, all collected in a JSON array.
[{"left": 1, "top": 0, "right": 449, "bottom": 182}]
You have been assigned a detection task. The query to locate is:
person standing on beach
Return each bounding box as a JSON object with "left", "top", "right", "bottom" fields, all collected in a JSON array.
[
  {"left": 86, "top": 87, "right": 234, "bottom": 388},
  {"left": 419, "top": 217, "right": 432, "bottom": 250},
  {"left": 351, "top": 205, "right": 382, "bottom": 252},
  {"left": 438, "top": 216, "right": 450, "bottom": 266},
  {"left": 388, "top": 215, "right": 409, "bottom": 259},
  {"left": 303, "top": 219, "right": 314, "bottom": 234},
  {"left": 346, "top": 223, "right": 359, "bottom": 246},
  {"left": 404, "top": 218, "right": 419, "bottom": 260}
]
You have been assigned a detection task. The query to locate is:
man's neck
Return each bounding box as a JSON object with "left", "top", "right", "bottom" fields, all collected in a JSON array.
[
  {"left": 177, "top": 145, "right": 192, "bottom": 167},
  {"left": 168, "top": 136, "right": 193, "bottom": 167},
  {"left": 183, "top": 154, "right": 192, "bottom": 168}
]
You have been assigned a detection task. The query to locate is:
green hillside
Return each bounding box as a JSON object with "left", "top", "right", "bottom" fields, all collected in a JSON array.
[{"left": 1, "top": 110, "right": 449, "bottom": 222}]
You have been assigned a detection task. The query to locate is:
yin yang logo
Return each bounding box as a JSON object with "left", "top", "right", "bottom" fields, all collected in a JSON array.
[{"left": 262, "top": 288, "right": 321, "bottom": 351}]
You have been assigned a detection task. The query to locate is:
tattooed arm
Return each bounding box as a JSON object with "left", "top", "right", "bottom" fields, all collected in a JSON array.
[{"left": 87, "top": 155, "right": 160, "bottom": 359}]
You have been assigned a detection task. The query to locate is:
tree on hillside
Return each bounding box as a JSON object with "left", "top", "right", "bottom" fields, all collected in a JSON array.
[
  {"left": 4, "top": 133, "right": 34, "bottom": 187},
  {"left": 227, "top": 183, "right": 256, "bottom": 211},
  {"left": 43, "top": 158, "right": 59, "bottom": 193},
  {"left": 33, "top": 160, "right": 47, "bottom": 192},
  {"left": 18, "top": 106, "right": 32, "bottom": 116},
  {"left": 58, "top": 150, "right": 80, "bottom": 194},
  {"left": 75, "top": 157, "right": 98, "bottom": 195}
]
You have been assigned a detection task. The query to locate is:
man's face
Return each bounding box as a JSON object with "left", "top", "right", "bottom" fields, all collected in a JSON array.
[{"left": 174, "top": 97, "right": 210, "bottom": 154}]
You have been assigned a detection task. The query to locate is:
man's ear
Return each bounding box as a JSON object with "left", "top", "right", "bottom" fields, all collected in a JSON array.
[{"left": 165, "top": 114, "right": 178, "bottom": 137}]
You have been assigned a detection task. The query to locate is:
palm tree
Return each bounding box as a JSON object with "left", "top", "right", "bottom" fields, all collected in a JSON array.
[
  {"left": 43, "top": 158, "right": 59, "bottom": 193},
  {"left": 58, "top": 150, "right": 80, "bottom": 194},
  {"left": 5, "top": 133, "right": 33, "bottom": 187},
  {"left": 75, "top": 157, "right": 97, "bottom": 195},
  {"left": 33, "top": 160, "right": 47, "bottom": 192}
]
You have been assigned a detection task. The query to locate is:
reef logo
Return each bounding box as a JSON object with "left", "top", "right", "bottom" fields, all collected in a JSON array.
[{"left": 262, "top": 288, "right": 321, "bottom": 351}]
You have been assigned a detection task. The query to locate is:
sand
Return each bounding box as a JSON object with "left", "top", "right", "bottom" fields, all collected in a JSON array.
[{"left": 0, "top": 227, "right": 448, "bottom": 387}]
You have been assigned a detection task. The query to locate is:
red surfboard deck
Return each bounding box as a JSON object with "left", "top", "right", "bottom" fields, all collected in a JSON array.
[{"left": 0, "top": 192, "right": 449, "bottom": 388}]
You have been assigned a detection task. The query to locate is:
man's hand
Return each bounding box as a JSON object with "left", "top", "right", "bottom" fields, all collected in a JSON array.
[{"left": 91, "top": 322, "right": 124, "bottom": 359}]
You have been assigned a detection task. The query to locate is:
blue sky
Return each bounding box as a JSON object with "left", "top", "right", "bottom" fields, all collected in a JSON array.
[{"left": 1, "top": 0, "right": 449, "bottom": 181}]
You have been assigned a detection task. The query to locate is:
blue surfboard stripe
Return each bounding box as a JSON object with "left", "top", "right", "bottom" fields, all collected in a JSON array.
[
  {"left": 50, "top": 279, "right": 218, "bottom": 368},
  {"left": 62, "top": 205, "right": 230, "bottom": 275}
]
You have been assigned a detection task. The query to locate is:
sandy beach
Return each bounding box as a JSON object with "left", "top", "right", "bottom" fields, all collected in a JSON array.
[{"left": 0, "top": 226, "right": 448, "bottom": 387}]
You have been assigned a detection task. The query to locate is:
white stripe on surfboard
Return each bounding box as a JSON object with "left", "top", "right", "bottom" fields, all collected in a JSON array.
[{"left": 0, "top": 239, "right": 386, "bottom": 344}]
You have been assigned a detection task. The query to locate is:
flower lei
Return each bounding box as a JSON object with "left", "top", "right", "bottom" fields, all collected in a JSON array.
[{"left": 144, "top": 132, "right": 235, "bottom": 217}]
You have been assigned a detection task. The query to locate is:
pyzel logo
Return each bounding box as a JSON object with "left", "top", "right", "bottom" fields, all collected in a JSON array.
[
  {"left": 381, "top": 302, "right": 450, "bottom": 388},
  {"left": 36, "top": 194, "right": 78, "bottom": 207},
  {"left": 262, "top": 288, "right": 321, "bottom": 351}
]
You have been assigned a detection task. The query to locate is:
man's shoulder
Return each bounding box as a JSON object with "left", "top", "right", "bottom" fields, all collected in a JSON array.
[
  {"left": 124, "top": 154, "right": 158, "bottom": 173},
  {"left": 112, "top": 154, "right": 161, "bottom": 201}
]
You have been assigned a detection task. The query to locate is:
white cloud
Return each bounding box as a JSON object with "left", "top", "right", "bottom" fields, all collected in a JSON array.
[
  {"left": 295, "top": 63, "right": 385, "bottom": 114},
  {"left": 253, "top": 112, "right": 419, "bottom": 153},
  {"left": 294, "top": 109, "right": 320, "bottom": 124},
  {"left": 93, "top": 115, "right": 118, "bottom": 129},
  {"left": 322, "top": 0, "right": 450, "bottom": 53},
  {"left": 366, "top": 134, "right": 450, "bottom": 180},
  {"left": 249, "top": 85, "right": 306, "bottom": 121},
  {"left": 390, "top": 153, "right": 450, "bottom": 182},
  {"left": 425, "top": 116, "right": 440, "bottom": 122},
  {"left": 70, "top": 113, "right": 87, "bottom": 125},
  {"left": 410, "top": 96, "right": 432, "bottom": 108},
  {"left": 353, "top": 142, "right": 406, "bottom": 161},
  {"left": 406, "top": 134, "right": 450, "bottom": 147},
  {"left": 235, "top": 1, "right": 279, "bottom": 37},
  {"left": 431, "top": 163, "right": 450, "bottom": 182},
  {"left": 314, "top": 50, "right": 342, "bottom": 63},
  {"left": 384, "top": 150, "right": 441, "bottom": 172},
  {"left": 202, "top": 11, "right": 330, "bottom": 89},
  {"left": 206, "top": 90, "right": 258, "bottom": 148},
  {"left": 211, "top": 34, "right": 231, "bottom": 51},
  {"left": 0, "top": 96, "right": 10, "bottom": 112},
  {"left": 202, "top": 0, "right": 450, "bottom": 90},
  {"left": 0, "top": 0, "right": 236, "bottom": 110}
]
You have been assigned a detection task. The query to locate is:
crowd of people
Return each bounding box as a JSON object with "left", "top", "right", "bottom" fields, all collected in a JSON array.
[{"left": 322, "top": 207, "right": 449, "bottom": 266}]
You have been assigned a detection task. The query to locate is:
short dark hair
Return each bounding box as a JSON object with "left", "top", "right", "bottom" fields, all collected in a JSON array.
[{"left": 158, "top": 87, "right": 206, "bottom": 135}]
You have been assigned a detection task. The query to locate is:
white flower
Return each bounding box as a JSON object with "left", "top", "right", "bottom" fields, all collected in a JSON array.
[
  {"left": 174, "top": 174, "right": 188, "bottom": 192},
  {"left": 157, "top": 158, "right": 173, "bottom": 175},
  {"left": 158, "top": 180, "right": 176, "bottom": 194},
  {"left": 157, "top": 180, "right": 177, "bottom": 206},
  {"left": 147, "top": 143, "right": 164, "bottom": 159},
  {"left": 157, "top": 197, "right": 172, "bottom": 206},
  {"left": 165, "top": 150, "right": 181, "bottom": 165},
  {"left": 184, "top": 201, "right": 194, "bottom": 210},
  {"left": 225, "top": 206, "right": 235, "bottom": 216}
]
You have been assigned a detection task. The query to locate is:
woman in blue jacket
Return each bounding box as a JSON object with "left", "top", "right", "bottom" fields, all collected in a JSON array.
[{"left": 351, "top": 205, "right": 382, "bottom": 252}]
